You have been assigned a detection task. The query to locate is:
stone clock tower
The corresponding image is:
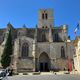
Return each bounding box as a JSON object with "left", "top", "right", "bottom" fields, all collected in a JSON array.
[{"left": 38, "top": 9, "right": 54, "bottom": 28}]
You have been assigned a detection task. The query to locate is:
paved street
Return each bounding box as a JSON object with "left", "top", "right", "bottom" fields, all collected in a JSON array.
[{"left": 5, "top": 74, "right": 80, "bottom": 80}]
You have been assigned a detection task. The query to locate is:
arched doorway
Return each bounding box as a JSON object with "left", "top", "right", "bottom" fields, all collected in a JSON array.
[{"left": 39, "top": 52, "right": 50, "bottom": 72}]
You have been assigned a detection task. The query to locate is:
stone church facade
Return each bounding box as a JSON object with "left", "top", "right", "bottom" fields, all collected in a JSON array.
[{"left": 0, "top": 9, "right": 74, "bottom": 72}]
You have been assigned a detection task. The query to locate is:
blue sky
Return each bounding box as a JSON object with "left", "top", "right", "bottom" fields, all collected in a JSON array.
[{"left": 0, "top": 0, "right": 80, "bottom": 40}]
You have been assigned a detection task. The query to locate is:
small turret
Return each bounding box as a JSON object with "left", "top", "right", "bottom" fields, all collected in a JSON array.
[
  {"left": 63, "top": 25, "right": 68, "bottom": 33},
  {"left": 67, "top": 36, "right": 71, "bottom": 42},
  {"left": 22, "top": 24, "right": 26, "bottom": 28},
  {"left": 7, "top": 22, "right": 14, "bottom": 31}
]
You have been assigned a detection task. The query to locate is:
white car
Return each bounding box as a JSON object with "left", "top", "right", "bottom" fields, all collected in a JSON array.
[{"left": 0, "top": 69, "right": 6, "bottom": 80}]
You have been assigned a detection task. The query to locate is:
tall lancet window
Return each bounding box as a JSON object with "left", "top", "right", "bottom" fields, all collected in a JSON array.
[
  {"left": 22, "top": 43, "right": 29, "bottom": 58},
  {"left": 45, "top": 13, "right": 48, "bottom": 19},
  {"left": 61, "top": 46, "right": 65, "bottom": 58},
  {"left": 42, "top": 13, "right": 44, "bottom": 19}
]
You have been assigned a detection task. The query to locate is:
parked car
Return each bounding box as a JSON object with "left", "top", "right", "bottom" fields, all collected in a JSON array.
[
  {"left": 5, "top": 67, "right": 13, "bottom": 76},
  {"left": 0, "top": 69, "right": 6, "bottom": 80}
]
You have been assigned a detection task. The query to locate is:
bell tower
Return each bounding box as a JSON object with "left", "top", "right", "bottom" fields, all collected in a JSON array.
[{"left": 38, "top": 9, "right": 54, "bottom": 28}]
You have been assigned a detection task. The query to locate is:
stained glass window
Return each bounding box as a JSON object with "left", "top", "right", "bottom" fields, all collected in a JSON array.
[{"left": 22, "top": 43, "right": 29, "bottom": 58}]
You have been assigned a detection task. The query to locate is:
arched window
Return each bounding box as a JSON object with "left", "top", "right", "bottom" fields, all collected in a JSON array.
[
  {"left": 22, "top": 43, "right": 29, "bottom": 58},
  {"left": 61, "top": 46, "right": 65, "bottom": 58},
  {"left": 42, "top": 13, "right": 44, "bottom": 19},
  {"left": 42, "top": 33, "right": 46, "bottom": 42},
  {"left": 45, "top": 13, "right": 48, "bottom": 19}
]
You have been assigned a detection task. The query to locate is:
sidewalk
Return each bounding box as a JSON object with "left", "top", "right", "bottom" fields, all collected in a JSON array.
[{"left": 17, "top": 71, "right": 70, "bottom": 76}]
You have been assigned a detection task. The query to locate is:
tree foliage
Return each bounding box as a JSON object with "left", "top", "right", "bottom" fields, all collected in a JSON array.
[{"left": 1, "top": 29, "right": 13, "bottom": 68}]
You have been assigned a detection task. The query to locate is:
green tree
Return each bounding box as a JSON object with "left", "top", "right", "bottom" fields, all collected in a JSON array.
[{"left": 1, "top": 29, "right": 13, "bottom": 68}]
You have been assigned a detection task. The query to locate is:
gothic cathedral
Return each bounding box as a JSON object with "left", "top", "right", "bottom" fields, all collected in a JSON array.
[{"left": 0, "top": 9, "right": 74, "bottom": 72}]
